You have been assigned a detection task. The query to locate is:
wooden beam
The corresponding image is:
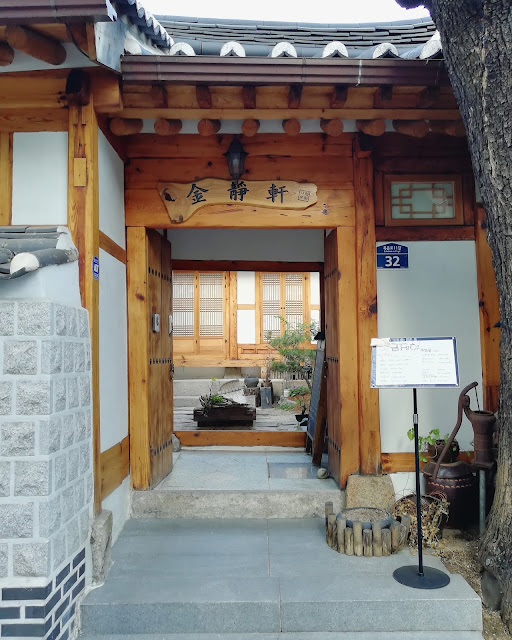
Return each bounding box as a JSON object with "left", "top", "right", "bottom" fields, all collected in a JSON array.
[
  {"left": 6, "top": 25, "right": 66, "bottom": 65},
  {"left": 392, "top": 119, "right": 429, "bottom": 138},
  {"left": 174, "top": 430, "right": 306, "bottom": 447},
  {"left": 288, "top": 85, "right": 302, "bottom": 109},
  {"left": 242, "top": 85, "right": 256, "bottom": 109},
  {"left": 92, "top": 73, "right": 123, "bottom": 112},
  {"left": 96, "top": 114, "right": 128, "bottom": 164},
  {"left": 196, "top": 85, "right": 212, "bottom": 109},
  {"left": 241, "top": 118, "right": 260, "bottom": 137},
  {"left": 67, "top": 101, "right": 100, "bottom": 514},
  {"left": 100, "top": 436, "right": 130, "bottom": 500},
  {"left": 0, "top": 41, "right": 14, "bottom": 66},
  {"left": 429, "top": 120, "right": 466, "bottom": 137},
  {"left": 108, "top": 107, "right": 463, "bottom": 121},
  {"left": 172, "top": 259, "right": 323, "bottom": 272},
  {"left": 382, "top": 451, "right": 473, "bottom": 473},
  {"left": 374, "top": 85, "right": 393, "bottom": 107},
  {"left": 320, "top": 118, "right": 343, "bottom": 137},
  {"left": 417, "top": 86, "right": 441, "bottom": 108},
  {"left": 110, "top": 117, "right": 143, "bottom": 136},
  {"left": 126, "top": 227, "right": 151, "bottom": 490},
  {"left": 353, "top": 152, "right": 381, "bottom": 475},
  {"left": 154, "top": 118, "right": 182, "bottom": 136},
  {"left": 0, "top": 108, "right": 67, "bottom": 132},
  {"left": 356, "top": 119, "right": 386, "bottom": 137},
  {"left": 282, "top": 118, "right": 301, "bottom": 136},
  {"left": 376, "top": 226, "right": 475, "bottom": 242},
  {"left": 475, "top": 205, "right": 500, "bottom": 412},
  {"left": 330, "top": 85, "right": 348, "bottom": 108},
  {"left": 0, "top": 132, "right": 12, "bottom": 225},
  {"left": 197, "top": 118, "right": 221, "bottom": 136},
  {"left": 99, "top": 230, "right": 127, "bottom": 264}
]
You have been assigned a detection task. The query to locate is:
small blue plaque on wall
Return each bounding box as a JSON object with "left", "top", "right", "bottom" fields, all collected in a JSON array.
[
  {"left": 377, "top": 243, "right": 409, "bottom": 269},
  {"left": 92, "top": 256, "right": 100, "bottom": 280}
]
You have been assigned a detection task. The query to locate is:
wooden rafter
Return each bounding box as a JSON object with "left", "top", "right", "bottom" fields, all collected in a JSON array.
[
  {"left": 330, "top": 85, "right": 348, "bottom": 108},
  {"left": 417, "top": 86, "right": 441, "bottom": 108},
  {"left": 0, "top": 41, "right": 14, "bottom": 66},
  {"left": 288, "top": 84, "right": 302, "bottom": 109},
  {"left": 356, "top": 119, "right": 386, "bottom": 136},
  {"left": 154, "top": 118, "right": 182, "bottom": 136},
  {"left": 241, "top": 119, "right": 260, "bottom": 137},
  {"left": 393, "top": 119, "right": 429, "bottom": 138},
  {"left": 242, "top": 85, "right": 256, "bottom": 109},
  {"left": 197, "top": 118, "right": 221, "bottom": 136},
  {"left": 196, "top": 85, "right": 212, "bottom": 109},
  {"left": 109, "top": 117, "right": 143, "bottom": 136},
  {"left": 320, "top": 118, "right": 343, "bottom": 137},
  {"left": 282, "top": 118, "right": 301, "bottom": 136},
  {"left": 6, "top": 25, "right": 66, "bottom": 65}
]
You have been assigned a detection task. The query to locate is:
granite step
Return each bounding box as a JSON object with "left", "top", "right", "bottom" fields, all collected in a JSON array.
[{"left": 79, "top": 633, "right": 484, "bottom": 640}]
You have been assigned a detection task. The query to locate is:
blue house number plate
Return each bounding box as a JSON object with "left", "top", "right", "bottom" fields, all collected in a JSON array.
[{"left": 377, "top": 243, "right": 409, "bottom": 269}]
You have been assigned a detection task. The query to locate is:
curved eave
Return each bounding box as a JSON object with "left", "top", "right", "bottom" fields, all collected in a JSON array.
[
  {"left": 121, "top": 55, "right": 450, "bottom": 87},
  {"left": 0, "top": 0, "right": 116, "bottom": 24}
]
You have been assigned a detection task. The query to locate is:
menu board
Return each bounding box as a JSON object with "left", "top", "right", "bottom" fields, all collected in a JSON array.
[{"left": 370, "top": 337, "right": 459, "bottom": 389}]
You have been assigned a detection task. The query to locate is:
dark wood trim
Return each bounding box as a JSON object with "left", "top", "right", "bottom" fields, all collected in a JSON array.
[
  {"left": 382, "top": 451, "right": 473, "bottom": 473},
  {"left": 99, "top": 230, "right": 127, "bottom": 264},
  {"left": 172, "top": 259, "right": 324, "bottom": 272},
  {"left": 375, "top": 226, "right": 475, "bottom": 241},
  {"left": 100, "top": 435, "right": 130, "bottom": 501}
]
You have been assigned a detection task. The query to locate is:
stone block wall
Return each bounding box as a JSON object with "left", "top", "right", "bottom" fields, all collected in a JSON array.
[{"left": 0, "top": 300, "right": 93, "bottom": 639}]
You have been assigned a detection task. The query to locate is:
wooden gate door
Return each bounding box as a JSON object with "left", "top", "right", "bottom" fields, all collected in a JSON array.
[
  {"left": 324, "top": 230, "right": 342, "bottom": 485},
  {"left": 128, "top": 228, "right": 174, "bottom": 489}
]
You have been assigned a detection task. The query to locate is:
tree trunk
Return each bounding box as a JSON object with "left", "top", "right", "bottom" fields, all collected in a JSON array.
[{"left": 397, "top": 0, "right": 512, "bottom": 628}]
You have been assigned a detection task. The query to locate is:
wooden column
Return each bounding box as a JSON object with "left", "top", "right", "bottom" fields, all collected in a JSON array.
[
  {"left": 67, "top": 101, "right": 101, "bottom": 514},
  {"left": 126, "top": 227, "right": 151, "bottom": 489},
  {"left": 0, "top": 132, "right": 13, "bottom": 224},
  {"left": 475, "top": 205, "right": 500, "bottom": 411},
  {"left": 353, "top": 152, "right": 381, "bottom": 475},
  {"left": 229, "top": 271, "right": 238, "bottom": 360}
]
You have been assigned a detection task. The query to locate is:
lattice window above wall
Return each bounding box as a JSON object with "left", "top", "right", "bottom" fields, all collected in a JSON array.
[
  {"left": 285, "top": 273, "right": 304, "bottom": 329},
  {"left": 199, "top": 272, "right": 224, "bottom": 337},
  {"left": 384, "top": 175, "right": 463, "bottom": 226},
  {"left": 262, "top": 273, "right": 281, "bottom": 341},
  {"left": 172, "top": 273, "right": 195, "bottom": 336}
]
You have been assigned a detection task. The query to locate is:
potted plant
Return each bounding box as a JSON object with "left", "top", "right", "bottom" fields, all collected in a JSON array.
[
  {"left": 267, "top": 317, "right": 317, "bottom": 390},
  {"left": 407, "top": 428, "right": 460, "bottom": 463},
  {"left": 288, "top": 385, "right": 310, "bottom": 425}
]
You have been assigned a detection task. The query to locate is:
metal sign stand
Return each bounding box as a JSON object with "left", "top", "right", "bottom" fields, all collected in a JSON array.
[{"left": 393, "top": 388, "right": 450, "bottom": 590}]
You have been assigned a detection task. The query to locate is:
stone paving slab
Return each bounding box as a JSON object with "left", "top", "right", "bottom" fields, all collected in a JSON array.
[{"left": 80, "top": 634, "right": 485, "bottom": 640}]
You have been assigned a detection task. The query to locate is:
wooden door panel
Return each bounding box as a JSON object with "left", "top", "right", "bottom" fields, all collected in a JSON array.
[{"left": 161, "top": 236, "right": 174, "bottom": 476}]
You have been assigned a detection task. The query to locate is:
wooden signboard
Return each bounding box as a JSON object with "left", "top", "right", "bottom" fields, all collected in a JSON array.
[
  {"left": 307, "top": 336, "right": 327, "bottom": 465},
  {"left": 158, "top": 179, "right": 318, "bottom": 223},
  {"left": 370, "top": 337, "right": 459, "bottom": 388}
]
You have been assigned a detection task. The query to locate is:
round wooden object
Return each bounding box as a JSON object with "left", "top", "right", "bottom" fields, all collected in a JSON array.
[
  {"left": 154, "top": 118, "right": 182, "bottom": 136},
  {"left": 241, "top": 119, "right": 260, "bottom": 137},
  {"left": 282, "top": 118, "right": 301, "bottom": 136}
]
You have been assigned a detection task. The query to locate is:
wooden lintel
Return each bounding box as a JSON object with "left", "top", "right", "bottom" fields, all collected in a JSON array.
[
  {"left": 288, "top": 84, "right": 302, "bottom": 109},
  {"left": 392, "top": 119, "right": 429, "bottom": 138},
  {"left": 6, "top": 25, "right": 66, "bottom": 65},
  {"left": 375, "top": 226, "right": 475, "bottom": 241},
  {"left": 92, "top": 73, "right": 123, "bottom": 112},
  {"left": 0, "top": 41, "right": 14, "bottom": 66},
  {"left": 242, "top": 85, "right": 256, "bottom": 109},
  {"left": 241, "top": 118, "right": 260, "bottom": 137},
  {"left": 320, "top": 118, "right": 343, "bottom": 137},
  {"left": 154, "top": 118, "right": 182, "bottom": 136},
  {"left": 429, "top": 120, "right": 466, "bottom": 137},
  {"left": 196, "top": 85, "right": 212, "bottom": 109},
  {"left": 330, "top": 85, "right": 348, "bottom": 108},
  {"left": 109, "top": 117, "right": 143, "bottom": 136},
  {"left": 282, "top": 118, "right": 301, "bottom": 136},
  {"left": 172, "top": 259, "right": 324, "bottom": 272},
  {"left": 197, "top": 118, "right": 221, "bottom": 136},
  {"left": 417, "top": 85, "right": 441, "bottom": 108},
  {"left": 356, "top": 119, "right": 386, "bottom": 137}
]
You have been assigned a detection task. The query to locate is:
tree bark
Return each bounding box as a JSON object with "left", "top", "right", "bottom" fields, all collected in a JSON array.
[{"left": 398, "top": 0, "right": 512, "bottom": 629}]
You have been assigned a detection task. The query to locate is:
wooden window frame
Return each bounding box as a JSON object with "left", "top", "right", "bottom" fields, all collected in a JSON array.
[{"left": 383, "top": 174, "right": 464, "bottom": 227}]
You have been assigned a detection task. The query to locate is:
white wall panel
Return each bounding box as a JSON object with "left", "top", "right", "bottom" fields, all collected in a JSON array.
[
  {"left": 310, "top": 272, "right": 320, "bottom": 306},
  {"left": 99, "top": 250, "right": 128, "bottom": 452},
  {"left": 167, "top": 229, "right": 324, "bottom": 261},
  {"left": 377, "top": 241, "right": 482, "bottom": 454},
  {"left": 98, "top": 130, "right": 126, "bottom": 249},
  {"left": 12, "top": 132, "right": 68, "bottom": 226},
  {"left": 237, "top": 271, "right": 256, "bottom": 304},
  {"left": 237, "top": 309, "right": 256, "bottom": 344}
]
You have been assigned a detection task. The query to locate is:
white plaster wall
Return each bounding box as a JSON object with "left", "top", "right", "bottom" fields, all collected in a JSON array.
[
  {"left": 237, "top": 310, "right": 256, "bottom": 344},
  {"left": 377, "top": 241, "right": 482, "bottom": 454},
  {"left": 310, "top": 272, "right": 320, "bottom": 306},
  {"left": 102, "top": 476, "right": 131, "bottom": 544},
  {"left": 12, "top": 132, "right": 68, "bottom": 226},
  {"left": 237, "top": 271, "right": 256, "bottom": 304},
  {"left": 0, "top": 262, "right": 81, "bottom": 307},
  {"left": 99, "top": 250, "right": 128, "bottom": 453},
  {"left": 167, "top": 229, "right": 324, "bottom": 261},
  {"left": 98, "top": 130, "right": 126, "bottom": 249}
]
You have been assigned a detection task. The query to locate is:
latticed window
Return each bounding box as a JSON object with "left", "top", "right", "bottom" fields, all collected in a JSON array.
[
  {"left": 172, "top": 273, "right": 194, "bottom": 337},
  {"left": 199, "top": 273, "right": 223, "bottom": 337},
  {"left": 384, "top": 175, "right": 463, "bottom": 226},
  {"left": 262, "top": 273, "right": 305, "bottom": 342}
]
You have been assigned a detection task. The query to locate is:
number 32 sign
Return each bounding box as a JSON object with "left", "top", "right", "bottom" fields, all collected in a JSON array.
[{"left": 377, "top": 243, "right": 409, "bottom": 270}]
